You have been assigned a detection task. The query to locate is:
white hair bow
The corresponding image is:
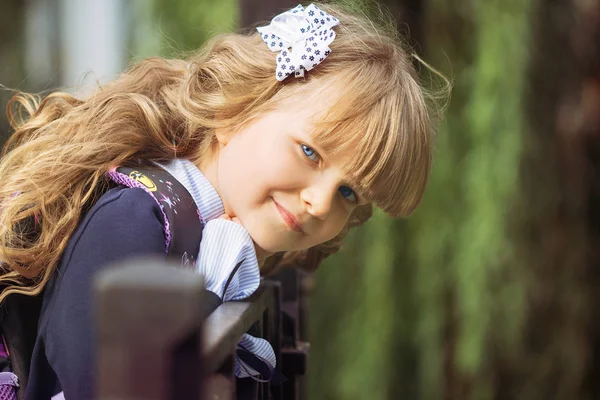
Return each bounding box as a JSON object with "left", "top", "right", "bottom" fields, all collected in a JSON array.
[{"left": 257, "top": 3, "right": 339, "bottom": 81}]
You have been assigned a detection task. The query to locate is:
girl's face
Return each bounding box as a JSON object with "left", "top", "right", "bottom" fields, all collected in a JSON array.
[{"left": 206, "top": 98, "right": 366, "bottom": 255}]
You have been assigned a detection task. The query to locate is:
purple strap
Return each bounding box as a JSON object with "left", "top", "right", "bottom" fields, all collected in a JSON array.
[
  {"left": 0, "top": 372, "right": 17, "bottom": 387},
  {"left": 0, "top": 336, "right": 8, "bottom": 359},
  {"left": 0, "top": 336, "right": 18, "bottom": 396}
]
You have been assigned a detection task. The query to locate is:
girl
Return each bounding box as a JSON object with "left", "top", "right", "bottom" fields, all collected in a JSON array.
[{"left": 0, "top": 2, "right": 439, "bottom": 399}]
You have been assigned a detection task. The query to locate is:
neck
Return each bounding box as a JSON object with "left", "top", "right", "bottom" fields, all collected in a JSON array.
[{"left": 197, "top": 152, "right": 220, "bottom": 199}]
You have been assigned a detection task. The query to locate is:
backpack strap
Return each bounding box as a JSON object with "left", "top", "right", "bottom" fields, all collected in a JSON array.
[
  {"left": 107, "top": 165, "right": 203, "bottom": 267},
  {"left": 0, "top": 290, "right": 41, "bottom": 400}
]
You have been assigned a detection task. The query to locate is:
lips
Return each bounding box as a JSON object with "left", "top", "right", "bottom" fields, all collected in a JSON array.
[{"left": 273, "top": 199, "right": 304, "bottom": 233}]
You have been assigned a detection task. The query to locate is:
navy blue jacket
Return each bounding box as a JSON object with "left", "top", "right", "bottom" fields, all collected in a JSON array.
[{"left": 25, "top": 187, "right": 166, "bottom": 399}]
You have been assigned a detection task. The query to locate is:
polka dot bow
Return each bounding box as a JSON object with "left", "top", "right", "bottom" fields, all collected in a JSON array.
[{"left": 257, "top": 3, "right": 339, "bottom": 81}]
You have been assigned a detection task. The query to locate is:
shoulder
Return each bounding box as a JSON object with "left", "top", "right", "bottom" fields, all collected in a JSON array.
[
  {"left": 91, "top": 186, "right": 164, "bottom": 221},
  {"left": 49, "top": 186, "right": 168, "bottom": 287},
  {"left": 69, "top": 186, "right": 167, "bottom": 256},
  {"left": 39, "top": 186, "right": 168, "bottom": 329},
  {"left": 53, "top": 185, "right": 168, "bottom": 273}
]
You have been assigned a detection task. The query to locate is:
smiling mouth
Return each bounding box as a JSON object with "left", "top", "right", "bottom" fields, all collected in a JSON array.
[{"left": 273, "top": 199, "right": 304, "bottom": 233}]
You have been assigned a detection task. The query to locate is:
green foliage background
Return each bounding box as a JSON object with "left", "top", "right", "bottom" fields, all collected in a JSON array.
[{"left": 149, "top": 0, "right": 239, "bottom": 57}]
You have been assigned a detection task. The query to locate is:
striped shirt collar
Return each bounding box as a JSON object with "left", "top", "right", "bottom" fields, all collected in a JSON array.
[{"left": 156, "top": 159, "right": 225, "bottom": 224}]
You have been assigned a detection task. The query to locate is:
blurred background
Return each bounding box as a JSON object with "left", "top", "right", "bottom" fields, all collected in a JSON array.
[{"left": 1, "top": 0, "right": 599, "bottom": 399}]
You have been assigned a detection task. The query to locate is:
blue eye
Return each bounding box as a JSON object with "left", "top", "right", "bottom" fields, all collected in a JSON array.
[
  {"left": 339, "top": 186, "right": 357, "bottom": 203},
  {"left": 301, "top": 144, "right": 320, "bottom": 162}
]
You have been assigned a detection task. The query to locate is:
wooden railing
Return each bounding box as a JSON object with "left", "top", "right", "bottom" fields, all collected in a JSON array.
[{"left": 94, "top": 258, "right": 309, "bottom": 400}]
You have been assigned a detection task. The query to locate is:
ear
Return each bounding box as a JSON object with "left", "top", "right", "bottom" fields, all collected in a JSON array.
[
  {"left": 214, "top": 125, "right": 231, "bottom": 147},
  {"left": 214, "top": 114, "right": 253, "bottom": 147},
  {"left": 215, "top": 122, "right": 247, "bottom": 148},
  {"left": 213, "top": 110, "right": 237, "bottom": 147}
]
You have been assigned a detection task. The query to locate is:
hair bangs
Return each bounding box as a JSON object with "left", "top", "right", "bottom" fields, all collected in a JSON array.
[{"left": 312, "top": 76, "right": 432, "bottom": 217}]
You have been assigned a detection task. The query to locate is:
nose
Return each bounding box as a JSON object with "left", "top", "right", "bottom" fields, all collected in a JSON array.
[{"left": 300, "top": 179, "right": 337, "bottom": 220}]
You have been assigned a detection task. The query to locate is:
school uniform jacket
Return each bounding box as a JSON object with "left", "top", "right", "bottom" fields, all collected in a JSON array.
[{"left": 25, "top": 159, "right": 275, "bottom": 400}]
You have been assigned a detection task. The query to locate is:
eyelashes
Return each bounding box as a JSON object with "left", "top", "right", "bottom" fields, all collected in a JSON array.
[
  {"left": 338, "top": 185, "right": 357, "bottom": 203},
  {"left": 300, "top": 144, "right": 357, "bottom": 203},
  {"left": 301, "top": 144, "right": 319, "bottom": 162}
]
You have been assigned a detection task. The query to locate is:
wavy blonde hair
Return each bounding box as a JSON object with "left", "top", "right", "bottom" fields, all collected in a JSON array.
[{"left": 0, "top": 2, "right": 441, "bottom": 300}]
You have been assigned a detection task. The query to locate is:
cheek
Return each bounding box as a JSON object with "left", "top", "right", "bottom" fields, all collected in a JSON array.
[
  {"left": 317, "top": 209, "right": 352, "bottom": 244},
  {"left": 217, "top": 137, "right": 278, "bottom": 212},
  {"left": 241, "top": 140, "right": 299, "bottom": 191},
  {"left": 217, "top": 146, "right": 255, "bottom": 213}
]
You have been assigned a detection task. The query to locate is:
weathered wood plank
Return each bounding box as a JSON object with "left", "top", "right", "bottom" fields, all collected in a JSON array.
[
  {"left": 95, "top": 259, "right": 205, "bottom": 400},
  {"left": 202, "top": 284, "right": 274, "bottom": 373}
]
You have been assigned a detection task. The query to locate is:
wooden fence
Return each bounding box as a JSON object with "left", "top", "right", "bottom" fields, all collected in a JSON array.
[{"left": 94, "top": 258, "right": 310, "bottom": 399}]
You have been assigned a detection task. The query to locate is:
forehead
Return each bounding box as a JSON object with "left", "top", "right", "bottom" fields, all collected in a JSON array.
[
  {"left": 273, "top": 82, "right": 335, "bottom": 123},
  {"left": 275, "top": 85, "right": 353, "bottom": 144}
]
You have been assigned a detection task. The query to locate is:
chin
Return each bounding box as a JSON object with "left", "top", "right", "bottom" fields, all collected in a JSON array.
[
  {"left": 255, "top": 240, "right": 283, "bottom": 254},
  {"left": 252, "top": 236, "right": 290, "bottom": 254},
  {"left": 245, "top": 225, "right": 302, "bottom": 254}
]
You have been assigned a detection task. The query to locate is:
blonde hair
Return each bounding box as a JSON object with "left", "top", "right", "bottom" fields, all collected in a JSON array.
[{"left": 0, "top": 2, "right": 441, "bottom": 300}]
